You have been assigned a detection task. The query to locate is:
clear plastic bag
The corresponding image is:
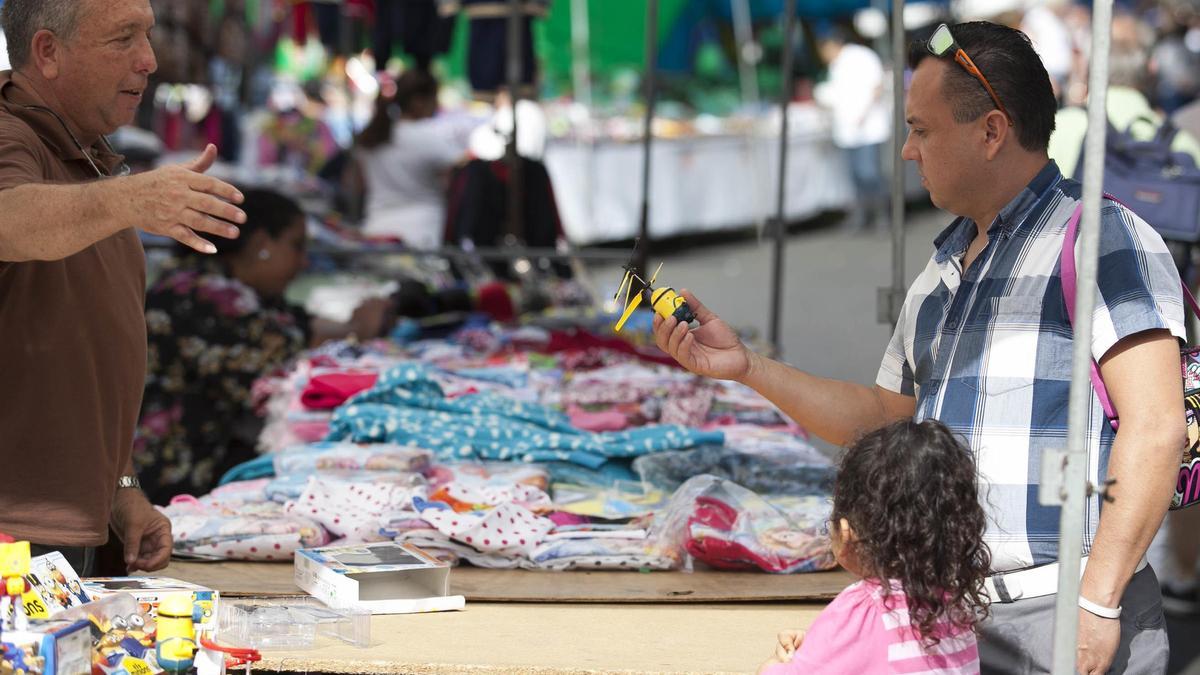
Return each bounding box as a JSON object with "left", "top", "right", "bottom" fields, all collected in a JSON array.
[
  {"left": 647, "top": 475, "right": 836, "bottom": 574},
  {"left": 217, "top": 597, "right": 370, "bottom": 650}
]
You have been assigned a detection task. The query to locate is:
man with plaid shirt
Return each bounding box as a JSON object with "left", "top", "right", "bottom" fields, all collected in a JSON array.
[{"left": 656, "top": 21, "right": 1183, "bottom": 674}]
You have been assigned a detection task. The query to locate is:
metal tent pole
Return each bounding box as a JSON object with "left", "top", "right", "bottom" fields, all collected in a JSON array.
[
  {"left": 506, "top": 0, "right": 525, "bottom": 247},
  {"left": 730, "top": 0, "right": 760, "bottom": 105},
  {"left": 1040, "top": 1, "right": 1114, "bottom": 673},
  {"left": 637, "top": 0, "right": 660, "bottom": 276},
  {"left": 570, "top": 0, "right": 592, "bottom": 110},
  {"left": 569, "top": 0, "right": 597, "bottom": 243},
  {"left": 768, "top": 0, "right": 796, "bottom": 355},
  {"left": 879, "top": 0, "right": 906, "bottom": 326}
]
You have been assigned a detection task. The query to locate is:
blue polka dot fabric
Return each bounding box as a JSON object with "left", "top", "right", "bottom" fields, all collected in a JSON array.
[{"left": 326, "top": 364, "right": 725, "bottom": 468}]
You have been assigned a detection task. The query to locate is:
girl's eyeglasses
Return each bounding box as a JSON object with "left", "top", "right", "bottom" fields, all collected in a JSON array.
[{"left": 926, "top": 23, "right": 1014, "bottom": 127}]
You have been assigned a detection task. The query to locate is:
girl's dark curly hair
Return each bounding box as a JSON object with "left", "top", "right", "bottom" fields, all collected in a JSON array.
[{"left": 833, "top": 418, "right": 991, "bottom": 647}]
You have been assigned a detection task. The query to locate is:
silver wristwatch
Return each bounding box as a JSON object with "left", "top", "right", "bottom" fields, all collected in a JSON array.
[{"left": 116, "top": 475, "right": 141, "bottom": 489}]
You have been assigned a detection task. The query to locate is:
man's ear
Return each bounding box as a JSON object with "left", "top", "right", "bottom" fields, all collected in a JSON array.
[
  {"left": 30, "top": 29, "right": 63, "bottom": 80},
  {"left": 982, "top": 109, "right": 1011, "bottom": 160}
]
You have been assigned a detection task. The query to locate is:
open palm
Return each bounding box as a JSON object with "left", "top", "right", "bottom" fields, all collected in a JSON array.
[{"left": 653, "top": 290, "right": 751, "bottom": 381}]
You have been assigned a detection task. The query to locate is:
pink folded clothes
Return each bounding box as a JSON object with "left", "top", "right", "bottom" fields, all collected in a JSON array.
[
  {"left": 300, "top": 372, "right": 379, "bottom": 409},
  {"left": 566, "top": 406, "right": 629, "bottom": 432}
]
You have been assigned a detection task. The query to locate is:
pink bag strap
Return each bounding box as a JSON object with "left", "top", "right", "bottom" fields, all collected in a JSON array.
[{"left": 1060, "top": 199, "right": 1200, "bottom": 430}]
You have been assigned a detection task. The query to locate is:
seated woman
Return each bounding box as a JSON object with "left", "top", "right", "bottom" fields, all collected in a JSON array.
[{"left": 134, "top": 188, "right": 390, "bottom": 505}]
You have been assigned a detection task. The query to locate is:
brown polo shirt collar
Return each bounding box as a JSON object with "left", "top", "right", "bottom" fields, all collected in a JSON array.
[{"left": 0, "top": 70, "right": 125, "bottom": 175}]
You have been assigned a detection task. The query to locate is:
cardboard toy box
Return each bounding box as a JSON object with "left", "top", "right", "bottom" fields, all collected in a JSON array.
[
  {"left": 81, "top": 577, "right": 219, "bottom": 634},
  {"left": 0, "top": 618, "right": 91, "bottom": 675},
  {"left": 19, "top": 552, "right": 91, "bottom": 620},
  {"left": 294, "top": 542, "right": 465, "bottom": 614}
]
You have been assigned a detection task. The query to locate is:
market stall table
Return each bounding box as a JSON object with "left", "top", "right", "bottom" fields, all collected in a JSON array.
[
  {"left": 145, "top": 561, "right": 847, "bottom": 674},
  {"left": 545, "top": 114, "right": 855, "bottom": 245}
]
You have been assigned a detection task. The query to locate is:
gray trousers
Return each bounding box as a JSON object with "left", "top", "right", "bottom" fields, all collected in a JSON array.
[
  {"left": 980, "top": 565, "right": 1170, "bottom": 674},
  {"left": 28, "top": 544, "right": 96, "bottom": 577}
]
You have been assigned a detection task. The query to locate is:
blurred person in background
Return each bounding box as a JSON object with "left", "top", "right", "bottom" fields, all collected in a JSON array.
[
  {"left": 814, "top": 25, "right": 891, "bottom": 234},
  {"left": 352, "top": 69, "right": 475, "bottom": 248},
  {"left": 134, "top": 189, "right": 391, "bottom": 505},
  {"left": 1151, "top": 0, "right": 1200, "bottom": 115},
  {"left": 1047, "top": 11, "right": 1200, "bottom": 284},
  {"left": 1018, "top": 0, "right": 1074, "bottom": 101}
]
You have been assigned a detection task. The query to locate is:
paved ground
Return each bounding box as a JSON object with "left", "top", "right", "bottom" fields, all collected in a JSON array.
[{"left": 582, "top": 207, "right": 1200, "bottom": 673}]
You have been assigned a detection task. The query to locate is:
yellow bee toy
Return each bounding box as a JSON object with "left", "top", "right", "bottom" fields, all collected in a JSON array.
[
  {"left": 613, "top": 247, "right": 696, "bottom": 333},
  {"left": 0, "top": 537, "right": 32, "bottom": 632},
  {"left": 155, "top": 593, "right": 200, "bottom": 674}
]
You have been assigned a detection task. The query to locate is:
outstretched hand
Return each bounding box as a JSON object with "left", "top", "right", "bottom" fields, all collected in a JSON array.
[
  {"left": 652, "top": 289, "right": 753, "bottom": 381},
  {"left": 126, "top": 144, "right": 246, "bottom": 254}
]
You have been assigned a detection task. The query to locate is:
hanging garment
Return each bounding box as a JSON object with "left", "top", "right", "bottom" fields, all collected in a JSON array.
[
  {"left": 291, "top": 0, "right": 312, "bottom": 45},
  {"left": 444, "top": 157, "right": 570, "bottom": 277},
  {"left": 465, "top": 16, "right": 535, "bottom": 95},
  {"left": 374, "top": 0, "right": 456, "bottom": 70}
]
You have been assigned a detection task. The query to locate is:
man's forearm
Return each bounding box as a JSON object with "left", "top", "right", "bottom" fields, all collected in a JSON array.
[
  {"left": 1081, "top": 420, "right": 1183, "bottom": 606},
  {"left": 738, "top": 352, "right": 914, "bottom": 446},
  {"left": 0, "top": 180, "right": 132, "bottom": 262}
]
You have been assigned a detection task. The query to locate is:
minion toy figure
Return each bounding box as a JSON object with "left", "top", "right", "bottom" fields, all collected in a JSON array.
[
  {"left": 155, "top": 593, "right": 200, "bottom": 674},
  {"left": 0, "top": 537, "right": 32, "bottom": 632}
]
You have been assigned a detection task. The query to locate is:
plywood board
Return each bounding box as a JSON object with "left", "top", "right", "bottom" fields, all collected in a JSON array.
[
  {"left": 149, "top": 561, "right": 853, "bottom": 603},
  {"left": 251, "top": 601, "right": 826, "bottom": 674}
]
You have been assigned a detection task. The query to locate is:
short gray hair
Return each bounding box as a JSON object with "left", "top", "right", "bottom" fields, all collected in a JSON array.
[{"left": 1, "top": 0, "right": 83, "bottom": 70}]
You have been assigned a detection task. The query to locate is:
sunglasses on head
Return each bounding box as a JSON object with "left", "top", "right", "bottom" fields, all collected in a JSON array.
[{"left": 927, "top": 23, "right": 1013, "bottom": 127}]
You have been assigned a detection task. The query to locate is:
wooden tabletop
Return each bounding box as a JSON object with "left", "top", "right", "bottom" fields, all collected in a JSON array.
[
  {"left": 144, "top": 561, "right": 842, "bottom": 673},
  {"left": 156, "top": 560, "right": 852, "bottom": 603}
]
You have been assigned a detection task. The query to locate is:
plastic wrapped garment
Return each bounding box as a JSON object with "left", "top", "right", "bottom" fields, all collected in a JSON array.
[
  {"left": 325, "top": 364, "right": 724, "bottom": 467},
  {"left": 395, "top": 522, "right": 676, "bottom": 571},
  {"left": 648, "top": 476, "right": 836, "bottom": 574},
  {"left": 550, "top": 482, "right": 668, "bottom": 520},
  {"left": 633, "top": 442, "right": 835, "bottom": 496},
  {"left": 272, "top": 442, "right": 433, "bottom": 475},
  {"left": 163, "top": 493, "right": 329, "bottom": 561},
  {"left": 423, "top": 461, "right": 550, "bottom": 492},
  {"left": 265, "top": 469, "right": 426, "bottom": 503}
]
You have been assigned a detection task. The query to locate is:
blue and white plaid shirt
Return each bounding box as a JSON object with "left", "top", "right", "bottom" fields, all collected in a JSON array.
[{"left": 877, "top": 162, "right": 1186, "bottom": 572}]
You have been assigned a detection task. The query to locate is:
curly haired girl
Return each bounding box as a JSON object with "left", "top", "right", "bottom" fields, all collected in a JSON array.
[{"left": 759, "top": 419, "right": 991, "bottom": 674}]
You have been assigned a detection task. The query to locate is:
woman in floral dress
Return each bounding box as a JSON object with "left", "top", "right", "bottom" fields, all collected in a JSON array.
[{"left": 134, "top": 189, "right": 389, "bottom": 505}]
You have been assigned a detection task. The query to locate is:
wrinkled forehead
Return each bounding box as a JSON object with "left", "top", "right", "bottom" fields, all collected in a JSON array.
[{"left": 76, "top": 0, "right": 155, "bottom": 36}]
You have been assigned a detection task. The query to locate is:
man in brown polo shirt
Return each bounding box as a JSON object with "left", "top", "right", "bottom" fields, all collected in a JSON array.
[{"left": 0, "top": 0, "right": 247, "bottom": 574}]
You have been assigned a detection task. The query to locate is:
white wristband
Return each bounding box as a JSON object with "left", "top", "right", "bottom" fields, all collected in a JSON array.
[{"left": 1078, "top": 595, "right": 1121, "bottom": 619}]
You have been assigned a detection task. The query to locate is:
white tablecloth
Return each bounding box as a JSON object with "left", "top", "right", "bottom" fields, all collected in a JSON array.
[{"left": 546, "top": 108, "right": 859, "bottom": 245}]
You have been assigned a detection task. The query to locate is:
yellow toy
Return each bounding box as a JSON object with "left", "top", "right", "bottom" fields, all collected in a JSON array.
[
  {"left": 613, "top": 242, "right": 696, "bottom": 333},
  {"left": 154, "top": 593, "right": 199, "bottom": 674},
  {"left": 0, "top": 538, "right": 31, "bottom": 632}
]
